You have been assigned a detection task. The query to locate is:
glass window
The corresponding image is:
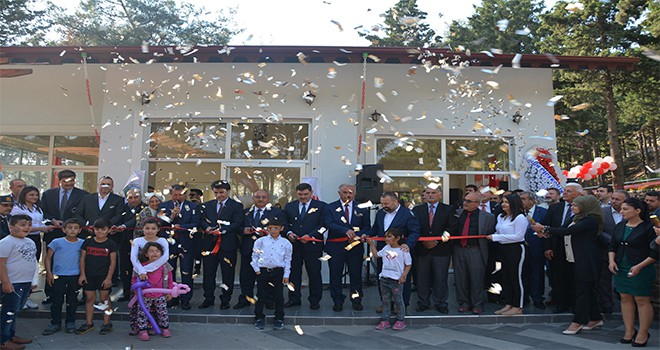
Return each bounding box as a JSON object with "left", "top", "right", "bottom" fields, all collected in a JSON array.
[
  {"left": 383, "top": 176, "right": 441, "bottom": 207},
  {"left": 147, "top": 161, "right": 222, "bottom": 195},
  {"left": 228, "top": 166, "right": 300, "bottom": 207},
  {"left": 53, "top": 136, "right": 99, "bottom": 166},
  {"left": 230, "top": 123, "right": 308, "bottom": 160},
  {"left": 445, "top": 139, "right": 510, "bottom": 171},
  {"left": 149, "top": 122, "right": 227, "bottom": 159},
  {"left": 376, "top": 138, "right": 441, "bottom": 170},
  {"left": 0, "top": 135, "right": 49, "bottom": 166},
  {"left": 0, "top": 170, "right": 49, "bottom": 195}
]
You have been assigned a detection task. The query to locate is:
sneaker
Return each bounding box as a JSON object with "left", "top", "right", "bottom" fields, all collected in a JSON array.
[
  {"left": 137, "top": 330, "right": 150, "bottom": 341},
  {"left": 65, "top": 323, "right": 77, "bottom": 334},
  {"left": 254, "top": 318, "right": 265, "bottom": 330},
  {"left": 42, "top": 324, "right": 61, "bottom": 336},
  {"left": 375, "top": 321, "right": 390, "bottom": 330},
  {"left": 99, "top": 322, "right": 113, "bottom": 335},
  {"left": 392, "top": 321, "right": 407, "bottom": 330},
  {"left": 76, "top": 323, "right": 94, "bottom": 334},
  {"left": 161, "top": 328, "right": 172, "bottom": 338},
  {"left": 24, "top": 300, "right": 38, "bottom": 309},
  {"left": 128, "top": 329, "right": 139, "bottom": 336},
  {"left": 273, "top": 320, "right": 284, "bottom": 330}
]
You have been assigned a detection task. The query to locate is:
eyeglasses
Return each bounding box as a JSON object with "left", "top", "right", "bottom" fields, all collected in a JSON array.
[{"left": 0, "top": 203, "right": 13, "bottom": 207}]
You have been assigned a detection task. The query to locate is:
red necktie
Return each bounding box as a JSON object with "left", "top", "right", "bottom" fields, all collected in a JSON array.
[
  {"left": 461, "top": 211, "right": 472, "bottom": 247},
  {"left": 428, "top": 204, "right": 435, "bottom": 226},
  {"left": 480, "top": 203, "right": 487, "bottom": 212},
  {"left": 344, "top": 204, "right": 350, "bottom": 222}
]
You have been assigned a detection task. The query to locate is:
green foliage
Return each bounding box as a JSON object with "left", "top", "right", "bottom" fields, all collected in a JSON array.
[
  {"left": 0, "top": 0, "right": 50, "bottom": 45},
  {"left": 359, "top": 0, "right": 439, "bottom": 47},
  {"left": 51, "top": 0, "right": 241, "bottom": 46}
]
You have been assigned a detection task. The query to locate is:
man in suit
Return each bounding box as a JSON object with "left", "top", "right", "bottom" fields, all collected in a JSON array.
[
  {"left": 158, "top": 184, "right": 200, "bottom": 310},
  {"left": 453, "top": 191, "right": 496, "bottom": 314},
  {"left": 8, "top": 179, "right": 26, "bottom": 205},
  {"left": 283, "top": 183, "right": 326, "bottom": 310},
  {"left": 116, "top": 188, "right": 147, "bottom": 301},
  {"left": 198, "top": 180, "right": 244, "bottom": 310},
  {"left": 599, "top": 189, "right": 628, "bottom": 314},
  {"left": 645, "top": 190, "right": 660, "bottom": 217},
  {"left": 0, "top": 195, "right": 14, "bottom": 239},
  {"left": 75, "top": 176, "right": 125, "bottom": 228},
  {"left": 595, "top": 184, "right": 613, "bottom": 207},
  {"left": 412, "top": 186, "right": 458, "bottom": 314},
  {"left": 544, "top": 182, "right": 582, "bottom": 313},
  {"left": 235, "top": 189, "right": 286, "bottom": 309},
  {"left": 520, "top": 191, "right": 548, "bottom": 310},
  {"left": 368, "top": 191, "right": 420, "bottom": 307},
  {"left": 40, "top": 169, "right": 88, "bottom": 303}
]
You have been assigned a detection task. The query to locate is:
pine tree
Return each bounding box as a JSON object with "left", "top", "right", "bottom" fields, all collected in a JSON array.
[{"left": 359, "top": 0, "right": 439, "bottom": 47}]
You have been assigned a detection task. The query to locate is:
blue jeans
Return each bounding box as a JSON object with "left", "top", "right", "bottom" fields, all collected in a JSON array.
[
  {"left": 1, "top": 282, "right": 31, "bottom": 344},
  {"left": 380, "top": 277, "right": 405, "bottom": 322}
]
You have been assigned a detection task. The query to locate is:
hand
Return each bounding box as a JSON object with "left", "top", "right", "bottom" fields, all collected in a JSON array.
[
  {"left": 139, "top": 274, "right": 148, "bottom": 281},
  {"left": 172, "top": 224, "right": 181, "bottom": 230},
  {"left": 422, "top": 240, "right": 438, "bottom": 249},
  {"left": 530, "top": 223, "right": 544, "bottom": 233},
  {"left": 398, "top": 275, "right": 407, "bottom": 284},
  {"left": 486, "top": 235, "right": 493, "bottom": 241},
  {"left": 536, "top": 231, "right": 546, "bottom": 238},
  {"left": 628, "top": 264, "right": 641, "bottom": 277},
  {"left": 46, "top": 272, "right": 55, "bottom": 286},
  {"left": 300, "top": 234, "right": 311, "bottom": 244},
  {"left": 400, "top": 244, "right": 410, "bottom": 253},
  {"left": 283, "top": 277, "right": 289, "bottom": 284},
  {"left": 166, "top": 294, "right": 172, "bottom": 301},
  {"left": 2, "top": 283, "right": 14, "bottom": 294},
  {"left": 78, "top": 275, "right": 87, "bottom": 286},
  {"left": 287, "top": 232, "right": 298, "bottom": 242},
  {"left": 544, "top": 250, "right": 554, "bottom": 261},
  {"left": 244, "top": 227, "right": 254, "bottom": 235},
  {"left": 205, "top": 227, "right": 213, "bottom": 234},
  {"left": 608, "top": 260, "right": 618, "bottom": 275},
  {"left": 255, "top": 271, "right": 261, "bottom": 276},
  {"left": 115, "top": 225, "right": 126, "bottom": 232},
  {"left": 653, "top": 227, "right": 660, "bottom": 236},
  {"left": 44, "top": 225, "right": 54, "bottom": 233},
  {"left": 52, "top": 219, "right": 63, "bottom": 228},
  {"left": 101, "top": 278, "right": 112, "bottom": 289},
  {"left": 346, "top": 229, "right": 356, "bottom": 240}
]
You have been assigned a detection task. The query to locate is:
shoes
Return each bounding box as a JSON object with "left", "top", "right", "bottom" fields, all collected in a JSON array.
[
  {"left": 0, "top": 342, "right": 25, "bottom": 350},
  {"left": 472, "top": 308, "right": 484, "bottom": 315},
  {"left": 553, "top": 306, "right": 570, "bottom": 314},
  {"left": 392, "top": 321, "right": 406, "bottom": 330},
  {"left": 161, "top": 328, "right": 172, "bottom": 338},
  {"left": 42, "top": 297, "right": 52, "bottom": 304},
  {"left": 9, "top": 337, "right": 31, "bottom": 345},
  {"left": 137, "top": 330, "right": 149, "bottom": 341},
  {"left": 621, "top": 329, "right": 638, "bottom": 344},
  {"left": 582, "top": 320, "right": 604, "bottom": 330},
  {"left": 533, "top": 301, "right": 546, "bottom": 310},
  {"left": 65, "top": 322, "right": 77, "bottom": 334},
  {"left": 457, "top": 306, "right": 469, "bottom": 313},
  {"left": 265, "top": 302, "right": 275, "bottom": 310},
  {"left": 198, "top": 299, "right": 215, "bottom": 309},
  {"left": 128, "top": 329, "right": 138, "bottom": 336},
  {"left": 42, "top": 324, "right": 62, "bottom": 336},
  {"left": 632, "top": 332, "right": 650, "bottom": 347},
  {"left": 375, "top": 305, "right": 383, "bottom": 313},
  {"left": 99, "top": 322, "right": 113, "bottom": 335},
  {"left": 437, "top": 306, "right": 449, "bottom": 314},
  {"left": 273, "top": 320, "right": 284, "bottom": 330},
  {"left": 254, "top": 318, "right": 265, "bottom": 330},
  {"left": 181, "top": 301, "right": 191, "bottom": 310},
  {"left": 76, "top": 323, "right": 95, "bottom": 335},
  {"left": 416, "top": 305, "right": 429, "bottom": 312},
  {"left": 375, "top": 321, "right": 391, "bottom": 330},
  {"left": 284, "top": 300, "right": 301, "bottom": 308},
  {"left": 333, "top": 303, "right": 343, "bottom": 312},
  {"left": 24, "top": 300, "right": 38, "bottom": 309},
  {"left": 167, "top": 298, "right": 180, "bottom": 308},
  {"left": 310, "top": 303, "right": 320, "bottom": 310},
  {"left": 234, "top": 300, "right": 250, "bottom": 309},
  {"left": 220, "top": 301, "right": 230, "bottom": 310},
  {"left": 501, "top": 308, "right": 523, "bottom": 316},
  {"left": 352, "top": 302, "right": 363, "bottom": 311},
  {"left": 562, "top": 325, "right": 583, "bottom": 335}
]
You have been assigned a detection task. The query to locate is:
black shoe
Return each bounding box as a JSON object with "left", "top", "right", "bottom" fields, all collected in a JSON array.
[
  {"left": 310, "top": 303, "right": 320, "bottom": 310},
  {"left": 42, "top": 324, "right": 61, "bottom": 336},
  {"left": 333, "top": 303, "right": 343, "bottom": 312},
  {"left": 436, "top": 306, "right": 449, "bottom": 314},
  {"left": 284, "top": 300, "right": 301, "bottom": 308},
  {"left": 198, "top": 299, "right": 214, "bottom": 309},
  {"left": 181, "top": 301, "right": 191, "bottom": 310},
  {"left": 42, "top": 296, "right": 52, "bottom": 304},
  {"left": 254, "top": 318, "right": 265, "bottom": 330},
  {"left": 234, "top": 300, "right": 250, "bottom": 309},
  {"left": 416, "top": 305, "right": 429, "bottom": 312},
  {"left": 631, "top": 332, "right": 650, "bottom": 347},
  {"left": 352, "top": 302, "right": 363, "bottom": 311},
  {"left": 273, "top": 319, "right": 284, "bottom": 330},
  {"left": 99, "top": 322, "right": 113, "bottom": 335},
  {"left": 265, "top": 302, "right": 275, "bottom": 310},
  {"left": 621, "top": 329, "right": 638, "bottom": 344},
  {"left": 533, "top": 301, "right": 546, "bottom": 310},
  {"left": 553, "top": 306, "right": 569, "bottom": 314},
  {"left": 219, "top": 301, "right": 230, "bottom": 310},
  {"left": 167, "top": 298, "right": 180, "bottom": 308}
]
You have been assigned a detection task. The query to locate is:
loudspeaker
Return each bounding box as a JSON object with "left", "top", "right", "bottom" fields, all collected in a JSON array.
[{"left": 356, "top": 164, "right": 384, "bottom": 204}]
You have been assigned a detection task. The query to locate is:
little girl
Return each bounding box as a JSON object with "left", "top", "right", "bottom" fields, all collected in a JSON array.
[
  {"left": 367, "top": 228, "right": 411, "bottom": 331},
  {"left": 130, "top": 242, "right": 173, "bottom": 340}
]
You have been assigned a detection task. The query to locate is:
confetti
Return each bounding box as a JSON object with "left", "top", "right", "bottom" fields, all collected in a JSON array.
[
  {"left": 357, "top": 201, "right": 373, "bottom": 209},
  {"left": 576, "top": 129, "right": 589, "bottom": 136},
  {"left": 319, "top": 253, "right": 332, "bottom": 261},
  {"left": 345, "top": 240, "right": 362, "bottom": 251},
  {"left": 496, "top": 19, "right": 509, "bottom": 31},
  {"left": 488, "top": 283, "right": 502, "bottom": 294},
  {"left": 295, "top": 325, "right": 304, "bottom": 335},
  {"left": 511, "top": 54, "right": 522, "bottom": 69},
  {"left": 219, "top": 284, "right": 229, "bottom": 290},
  {"left": 245, "top": 296, "right": 257, "bottom": 304},
  {"left": 330, "top": 20, "right": 343, "bottom": 31},
  {"left": 223, "top": 257, "right": 232, "bottom": 266},
  {"left": 457, "top": 146, "right": 477, "bottom": 156},
  {"left": 571, "top": 103, "right": 592, "bottom": 111},
  {"left": 375, "top": 92, "right": 387, "bottom": 103},
  {"left": 351, "top": 292, "right": 360, "bottom": 299},
  {"left": 536, "top": 189, "right": 549, "bottom": 197},
  {"left": 374, "top": 77, "right": 384, "bottom": 88},
  {"left": 287, "top": 283, "right": 295, "bottom": 291},
  {"left": 566, "top": 2, "right": 585, "bottom": 12},
  {"left": 485, "top": 81, "right": 499, "bottom": 89}
]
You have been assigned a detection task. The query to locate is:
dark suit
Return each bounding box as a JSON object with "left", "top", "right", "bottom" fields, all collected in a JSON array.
[
  {"left": 41, "top": 187, "right": 88, "bottom": 243},
  {"left": 158, "top": 200, "right": 200, "bottom": 303},
  {"left": 412, "top": 202, "right": 458, "bottom": 309},
  {"left": 284, "top": 199, "right": 326, "bottom": 305},
  {"left": 548, "top": 215, "right": 602, "bottom": 324},
  {"left": 74, "top": 192, "right": 125, "bottom": 227},
  {"left": 119, "top": 202, "right": 146, "bottom": 296},
  {"left": 524, "top": 206, "right": 548, "bottom": 304},
  {"left": 199, "top": 198, "right": 244, "bottom": 303},
  {"left": 323, "top": 200, "right": 371, "bottom": 305},
  {"left": 598, "top": 206, "right": 620, "bottom": 311},
  {"left": 238, "top": 206, "right": 286, "bottom": 300},
  {"left": 453, "top": 208, "right": 496, "bottom": 309},
  {"left": 544, "top": 200, "right": 574, "bottom": 310},
  {"left": 0, "top": 214, "right": 10, "bottom": 239},
  {"left": 368, "top": 205, "right": 420, "bottom": 305}
]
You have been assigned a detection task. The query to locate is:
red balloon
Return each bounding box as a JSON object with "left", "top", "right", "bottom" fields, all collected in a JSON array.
[
  {"left": 600, "top": 162, "right": 610, "bottom": 169},
  {"left": 597, "top": 168, "right": 605, "bottom": 175}
]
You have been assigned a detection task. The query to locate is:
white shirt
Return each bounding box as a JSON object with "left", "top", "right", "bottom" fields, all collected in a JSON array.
[
  {"left": 130, "top": 237, "right": 170, "bottom": 275},
  {"left": 251, "top": 234, "right": 293, "bottom": 278},
  {"left": 480, "top": 201, "right": 492, "bottom": 213},
  {"left": 611, "top": 207, "right": 623, "bottom": 225},
  {"left": 493, "top": 214, "right": 527, "bottom": 244},
  {"left": 98, "top": 193, "right": 109, "bottom": 210},
  {"left": 564, "top": 225, "right": 575, "bottom": 263},
  {"left": 383, "top": 204, "right": 400, "bottom": 231},
  {"left": 377, "top": 245, "right": 412, "bottom": 280}
]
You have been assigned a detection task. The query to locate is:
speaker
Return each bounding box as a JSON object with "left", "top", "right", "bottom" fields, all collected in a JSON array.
[{"left": 356, "top": 164, "right": 384, "bottom": 204}]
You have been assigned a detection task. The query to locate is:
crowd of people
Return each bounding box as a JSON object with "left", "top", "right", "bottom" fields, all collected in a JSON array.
[{"left": 0, "top": 170, "right": 659, "bottom": 349}]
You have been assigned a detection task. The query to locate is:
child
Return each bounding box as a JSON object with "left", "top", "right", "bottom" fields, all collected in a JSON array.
[
  {"left": 129, "top": 217, "right": 170, "bottom": 283},
  {"left": 42, "top": 218, "right": 84, "bottom": 335},
  {"left": 77, "top": 218, "right": 117, "bottom": 335},
  {"left": 367, "top": 229, "right": 411, "bottom": 331},
  {"left": 131, "top": 242, "right": 173, "bottom": 340},
  {"left": 251, "top": 217, "right": 292, "bottom": 331},
  {"left": 0, "top": 214, "right": 37, "bottom": 349}
]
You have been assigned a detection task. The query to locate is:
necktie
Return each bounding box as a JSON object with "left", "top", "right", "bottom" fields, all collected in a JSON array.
[
  {"left": 60, "top": 189, "right": 68, "bottom": 218},
  {"left": 300, "top": 203, "right": 307, "bottom": 220},
  {"left": 255, "top": 209, "right": 262, "bottom": 225},
  {"left": 480, "top": 203, "right": 487, "bottom": 212},
  {"left": 461, "top": 211, "right": 472, "bottom": 247},
  {"left": 563, "top": 203, "right": 572, "bottom": 226},
  {"left": 217, "top": 202, "right": 223, "bottom": 219},
  {"left": 344, "top": 204, "right": 350, "bottom": 222},
  {"left": 428, "top": 204, "right": 435, "bottom": 226}
]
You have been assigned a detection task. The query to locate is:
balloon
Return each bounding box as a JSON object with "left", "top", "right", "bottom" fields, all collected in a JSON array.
[
  {"left": 600, "top": 162, "right": 610, "bottom": 170},
  {"left": 594, "top": 157, "right": 603, "bottom": 163},
  {"left": 585, "top": 161, "right": 593, "bottom": 167},
  {"left": 592, "top": 161, "right": 601, "bottom": 169},
  {"left": 583, "top": 174, "right": 593, "bottom": 181},
  {"left": 129, "top": 281, "right": 191, "bottom": 335},
  {"left": 603, "top": 156, "right": 614, "bottom": 163},
  {"left": 597, "top": 168, "right": 605, "bottom": 175},
  {"left": 609, "top": 163, "right": 618, "bottom": 170}
]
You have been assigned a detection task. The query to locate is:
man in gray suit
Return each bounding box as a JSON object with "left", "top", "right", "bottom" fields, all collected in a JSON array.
[
  {"left": 599, "top": 189, "right": 629, "bottom": 314},
  {"left": 452, "top": 192, "right": 496, "bottom": 314}
]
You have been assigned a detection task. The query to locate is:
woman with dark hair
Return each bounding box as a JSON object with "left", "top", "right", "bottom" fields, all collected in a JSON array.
[
  {"left": 532, "top": 195, "right": 603, "bottom": 335},
  {"left": 11, "top": 186, "right": 53, "bottom": 261},
  {"left": 608, "top": 198, "right": 656, "bottom": 346},
  {"left": 487, "top": 194, "right": 527, "bottom": 315}
]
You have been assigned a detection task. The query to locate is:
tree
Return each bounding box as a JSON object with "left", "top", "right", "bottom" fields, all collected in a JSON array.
[
  {"left": 51, "top": 0, "right": 241, "bottom": 46},
  {"left": 0, "top": 0, "right": 50, "bottom": 45},
  {"left": 446, "top": 0, "right": 545, "bottom": 54},
  {"left": 359, "top": 0, "right": 439, "bottom": 47}
]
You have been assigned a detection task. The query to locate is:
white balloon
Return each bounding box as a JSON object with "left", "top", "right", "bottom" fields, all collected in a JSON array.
[
  {"left": 592, "top": 161, "right": 601, "bottom": 169},
  {"left": 589, "top": 168, "right": 598, "bottom": 175},
  {"left": 603, "top": 156, "right": 614, "bottom": 163},
  {"left": 583, "top": 174, "right": 593, "bottom": 181},
  {"left": 609, "top": 163, "right": 618, "bottom": 170},
  {"left": 594, "top": 157, "right": 603, "bottom": 163}
]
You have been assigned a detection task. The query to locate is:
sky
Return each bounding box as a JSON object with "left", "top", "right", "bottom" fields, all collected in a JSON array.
[{"left": 49, "top": 0, "right": 560, "bottom": 46}]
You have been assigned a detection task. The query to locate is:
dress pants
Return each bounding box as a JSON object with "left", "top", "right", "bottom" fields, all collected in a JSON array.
[
  {"left": 596, "top": 249, "right": 613, "bottom": 311},
  {"left": 500, "top": 242, "right": 526, "bottom": 308},
  {"left": 288, "top": 242, "right": 323, "bottom": 305},
  {"left": 119, "top": 233, "right": 133, "bottom": 297},
  {"left": 239, "top": 253, "right": 256, "bottom": 299},
  {"left": 573, "top": 271, "right": 602, "bottom": 324},
  {"left": 254, "top": 268, "right": 285, "bottom": 321},
  {"left": 452, "top": 246, "right": 485, "bottom": 308},
  {"left": 202, "top": 249, "right": 236, "bottom": 303},
  {"left": 527, "top": 255, "right": 547, "bottom": 304},
  {"left": 415, "top": 253, "right": 451, "bottom": 308},
  {"left": 327, "top": 243, "right": 364, "bottom": 305},
  {"left": 550, "top": 247, "right": 574, "bottom": 309}
]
